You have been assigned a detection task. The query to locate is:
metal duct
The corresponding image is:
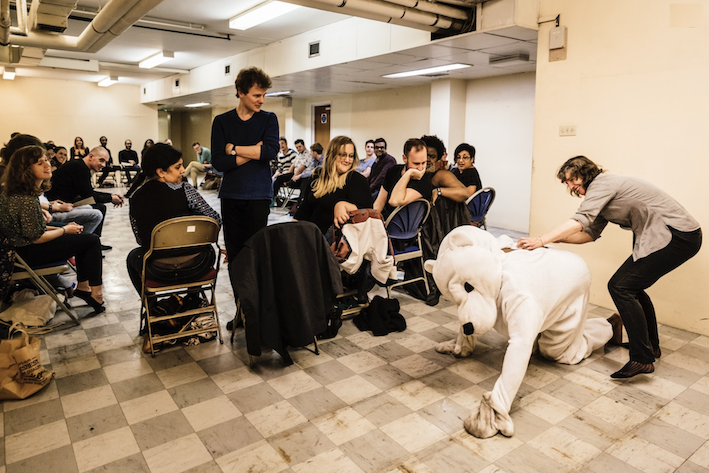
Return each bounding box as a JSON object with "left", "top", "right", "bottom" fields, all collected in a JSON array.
[
  {"left": 383, "top": 0, "right": 469, "bottom": 20},
  {"left": 3, "top": 0, "right": 165, "bottom": 52}
]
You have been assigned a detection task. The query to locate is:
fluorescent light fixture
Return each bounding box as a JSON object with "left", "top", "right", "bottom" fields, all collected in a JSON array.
[
  {"left": 139, "top": 50, "right": 174, "bottom": 69},
  {"left": 383, "top": 63, "right": 470, "bottom": 79},
  {"left": 185, "top": 102, "right": 210, "bottom": 108},
  {"left": 39, "top": 56, "right": 99, "bottom": 72},
  {"left": 98, "top": 76, "right": 119, "bottom": 87},
  {"left": 265, "top": 90, "right": 292, "bottom": 97},
  {"left": 229, "top": 1, "right": 300, "bottom": 30},
  {"left": 3, "top": 67, "right": 16, "bottom": 80}
]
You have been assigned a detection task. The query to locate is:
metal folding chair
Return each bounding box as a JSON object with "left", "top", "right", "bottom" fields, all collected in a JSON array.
[
  {"left": 384, "top": 198, "right": 431, "bottom": 298},
  {"left": 11, "top": 254, "right": 80, "bottom": 327},
  {"left": 140, "top": 216, "right": 223, "bottom": 357},
  {"left": 465, "top": 187, "right": 496, "bottom": 229}
]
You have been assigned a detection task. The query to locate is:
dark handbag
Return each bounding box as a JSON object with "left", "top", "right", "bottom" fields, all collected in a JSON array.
[{"left": 146, "top": 245, "right": 216, "bottom": 284}]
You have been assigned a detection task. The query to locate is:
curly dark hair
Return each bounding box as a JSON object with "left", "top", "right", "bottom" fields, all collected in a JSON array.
[
  {"left": 421, "top": 135, "right": 446, "bottom": 161},
  {"left": 557, "top": 155, "right": 604, "bottom": 197},
  {"left": 235, "top": 67, "right": 272, "bottom": 97},
  {"left": 2, "top": 145, "right": 51, "bottom": 196}
]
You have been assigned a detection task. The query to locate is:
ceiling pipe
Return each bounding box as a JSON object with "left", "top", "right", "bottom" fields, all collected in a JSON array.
[
  {"left": 6, "top": 0, "right": 164, "bottom": 52},
  {"left": 0, "top": 0, "right": 10, "bottom": 46},
  {"left": 383, "top": 0, "right": 469, "bottom": 21},
  {"left": 287, "top": 0, "right": 465, "bottom": 31}
]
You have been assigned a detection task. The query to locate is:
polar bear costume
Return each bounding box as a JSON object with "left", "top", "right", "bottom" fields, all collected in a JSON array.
[{"left": 424, "top": 226, "right": 612, "bottom": 438}]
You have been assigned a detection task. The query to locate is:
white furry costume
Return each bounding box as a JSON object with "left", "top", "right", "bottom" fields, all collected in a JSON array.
[{"left": 424, "top": 226, "right": 612, "bottom": 438}]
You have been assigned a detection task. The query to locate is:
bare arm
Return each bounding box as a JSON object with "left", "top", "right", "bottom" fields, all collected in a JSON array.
[
  {"left": 334, "top": 201, "right": 358, "bottom": 227},
  {"left": 33, "top": 222, "right": 83, "bottom": 244},
  {"left": 361, "top": 167, "right": 372, "bottom": 179},
  {"left": 518, "top": 219, "right": 587, "bottom": 250},
  {"left": 389, "top": 169, "right": 425, "bottom": 208},
  {"left": 373, "top": 187, "right": 388, "bottom": 212},
  {"left": 434, "top": 171, "right": 471, "bottom": 202}
]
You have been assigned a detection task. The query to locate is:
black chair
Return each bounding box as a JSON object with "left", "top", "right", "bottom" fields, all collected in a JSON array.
[{"left": 466, "top": 187, "right": 496, "bottom": 229}]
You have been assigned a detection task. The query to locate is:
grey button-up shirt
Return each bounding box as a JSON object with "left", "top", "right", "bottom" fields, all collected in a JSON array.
[{"left": 572, "top": 173, "right": 700, "bottom": 260}]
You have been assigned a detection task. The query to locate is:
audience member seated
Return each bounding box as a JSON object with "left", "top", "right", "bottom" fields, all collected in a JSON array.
[
  {"left": 96, "top": 136, "right": 121, "bottom": 187},
  {"left": 70, "top": 136, "right": 88, "bottom": 160},
  {"left": 46, "top": 146, "right": 124, "bottom": 247},
  {"left": 126, "top": 143, "right": 222, "bottom": 293},
  {"left": 422, "top": 135, "right": 475, "bottom": 203},
  {"left": 119, "top": 139, "right": 141, "bottom": 185},
  {"left": 273, "top": 139, "right": 310, "bottom": 197},
  {"left": 294, "top": 135, "right": 372, "bottom": 234},
  {"left": 183, "top": 141, "right": 212, "bottom": 187},
  {"left": 0, "top": 145, "right": 105, "bottom": 313},
  {"left": 373, "top": 138, "right": 433, "bottom": 218},
  {"left": 357, "top": 139, "right": 376, "bottom": 178},
  {"left": 141, "top": 139, "right": 154, "bottom": 160},
  {"left": 368, "top": 137, "right": 397, "bottom": 194},
  {"left": 271, "top": 137, "right": 296, "bottom": 179},
  {"left": 452, "top": 143, "right": 482, "bottom": 194},
  {"left": 51, "top": 146, "right": 69, "bottom": 171}
]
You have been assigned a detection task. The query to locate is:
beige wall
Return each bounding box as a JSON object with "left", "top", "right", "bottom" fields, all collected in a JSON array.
[
  {"left": 533, "top": 0, "right": 709, "bottom": 334},
  {"left": 0, "top": 77, "right": 157, "bottom": 154},
  {"left": 465, "top": 72, "right": 535, "bottom": 232}
]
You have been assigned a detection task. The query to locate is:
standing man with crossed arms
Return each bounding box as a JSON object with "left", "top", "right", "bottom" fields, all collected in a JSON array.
[{"left": 211, "top": 67, "right": 279, "bottom": 300}]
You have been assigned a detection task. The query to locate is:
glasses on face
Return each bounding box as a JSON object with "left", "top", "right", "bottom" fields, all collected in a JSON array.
[
  {"left": 337, "top": 153, "right": 355, "bottom": 161},
  {"left": 456, "top": 155, "right": 471, "bottom": 161},
  {"left": 374, "top": 145, "right": 385, "bottom": 150}
]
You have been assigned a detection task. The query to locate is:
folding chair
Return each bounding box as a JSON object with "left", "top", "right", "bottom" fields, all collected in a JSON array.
[
  {"left": 384, "top": 198, "right": 431, "bottom": 298},
  {"left": 11, "top": 254, "right": 80, "bottom": 327},
  {"left": 465, "top": 187, "right": 496, "bottom": 230},
  {"left": 140, "top": 216, "right": 223, "bottom": 357}
]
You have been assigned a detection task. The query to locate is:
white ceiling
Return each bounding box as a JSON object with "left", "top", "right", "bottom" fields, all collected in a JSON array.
[{"left": 5, "top": 0, "right": 538, "bottom": 110}]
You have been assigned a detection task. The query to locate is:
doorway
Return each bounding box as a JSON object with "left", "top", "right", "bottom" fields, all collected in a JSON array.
[{"left": 314, "top": 105, "right": 330, "bottom": 149}]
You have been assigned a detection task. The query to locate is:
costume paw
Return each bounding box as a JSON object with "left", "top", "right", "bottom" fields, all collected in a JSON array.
[
  {"left": 435, "top": 332, "right": 476, "bottom": 357},
  {"left": 464, "top": 392, "right": 514, "bottom": 438}
]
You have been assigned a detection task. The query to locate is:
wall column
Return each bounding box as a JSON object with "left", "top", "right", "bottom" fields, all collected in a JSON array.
[{"left": 429, "top": 79, "right": 466, "bottom": 153}]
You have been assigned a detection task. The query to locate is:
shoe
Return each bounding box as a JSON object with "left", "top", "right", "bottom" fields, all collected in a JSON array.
[
  {"left": 74, "top": 289, "right": 106, "bottom": 315},
  {"left": 607, "top": 313, "right": 623, "bottom": 345},
  {"left": 610, "top": 360, "right": 654, "bottom": 379},
  {"left": 101, "top": 245, "right": 112, "bottom": 251}
]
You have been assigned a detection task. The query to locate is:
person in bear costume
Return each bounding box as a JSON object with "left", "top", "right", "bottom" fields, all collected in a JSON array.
[{"left": 424, "top": 226, "right": 617, "bottom": 438}]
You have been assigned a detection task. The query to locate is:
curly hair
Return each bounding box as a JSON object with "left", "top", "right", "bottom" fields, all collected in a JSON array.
[
  {"left": 557, "top": 155, "right": 604, "bottom": 197},
  {"left": 235, "top": 67, "right": 272, "bottom": 96},
  {"left": 311, "top": 135, "right": 359, "bottom": 199},
  {"left": 421, "top": 135, "right": 446, "bottom": 161},
  {"left": 2, "top": 145, "right": 51, "bottom": 196}
]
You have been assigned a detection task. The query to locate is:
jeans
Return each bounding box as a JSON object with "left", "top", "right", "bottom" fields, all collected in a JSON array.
[
  {"left": 50, "top": 205, "right": 103, "bottom": 235},
  {"left": 608, "top": 227, "right": 702, "bottom": 364}
]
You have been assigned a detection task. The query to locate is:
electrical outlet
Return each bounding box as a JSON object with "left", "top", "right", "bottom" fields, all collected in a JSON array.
[{"left": 559, "top": 125, "right": 576, "bottom": 136}]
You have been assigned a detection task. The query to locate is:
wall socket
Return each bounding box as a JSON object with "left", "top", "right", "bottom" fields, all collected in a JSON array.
[{"left": 559, "top": 125, "right": 576, "bottom": 136}]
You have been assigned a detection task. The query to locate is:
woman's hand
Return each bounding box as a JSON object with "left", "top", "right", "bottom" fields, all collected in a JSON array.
[
  {"left": 64, "top": 222, "right": 84, "bottom": 235},
  {"left": 333, "top": 201, "right": 354, "bottom": 228},
  {"left": 53, "top": 200, "right": 73, "bottom": 212},
  {"left": 41, "top": 209, "right": 52, "bottom": 224},
  {"left": 518, "top": 236, "right": 545, "bottom": 250}
]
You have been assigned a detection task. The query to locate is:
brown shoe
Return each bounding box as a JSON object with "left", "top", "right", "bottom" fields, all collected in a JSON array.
[{"left": 607, "top": 313, "right": 623, "bottom": 345}]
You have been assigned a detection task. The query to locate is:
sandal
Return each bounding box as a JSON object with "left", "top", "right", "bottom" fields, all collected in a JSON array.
[
  {"left": 610, "top": 360, "right": 654, "bottom": 379},
  {"left": 74, "top": 289, "right": 106, "bottom": 315}
]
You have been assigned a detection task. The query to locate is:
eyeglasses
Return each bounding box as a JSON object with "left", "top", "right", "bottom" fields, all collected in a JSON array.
[
  {"left": 456, "top": 155, "right": 472, "bottom": 161},
  {"left": 374, "top": 145, "right": 386, "bottom": 150},
  {"left": 337, "top": 153, "right": 355, "bottom": 160}
]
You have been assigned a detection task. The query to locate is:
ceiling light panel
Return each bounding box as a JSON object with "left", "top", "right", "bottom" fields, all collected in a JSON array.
[
  {"left": 383, "top": 63, "right": 471, "bottom": 79},
  {"left": 229, "top": 1, "right": 300, "bottom": 30},
  {"left": 139, "top": 51, "right": 175, "bottom": 69}
]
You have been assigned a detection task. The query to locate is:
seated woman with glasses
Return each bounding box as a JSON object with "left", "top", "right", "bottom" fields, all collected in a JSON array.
[
  {"left": 452, "top": 143, "right": 482, "bottom": 195},
  {"left": 293, "top": 135, "right": 372, "bottom": 234},
  {"left": 126, "top": 143, "right": 221, "bottom": 293}
]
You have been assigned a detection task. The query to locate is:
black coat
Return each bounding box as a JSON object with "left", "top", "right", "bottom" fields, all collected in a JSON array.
[{"left": 234, "top": 222, "right": 343, "bottom": 365}]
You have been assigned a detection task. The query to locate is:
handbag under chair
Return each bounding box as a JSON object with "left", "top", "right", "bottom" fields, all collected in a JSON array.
[
  {"left": 384, "top": 198, "right": 431, "bottom": 298},
  {"left": 140, "top": 216, "right": 223, "bottom": 357}
]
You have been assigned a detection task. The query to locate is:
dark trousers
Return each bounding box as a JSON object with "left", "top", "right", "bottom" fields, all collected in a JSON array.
[
  {"left": 221, "top": 199, "right": 270, "bottom": 296},
  {"left": 98, "top": 165, "right": 121, "bottom": 184},
  {"left": 91, "top": 202, "right": 106, "bottom": 237},
  {"left": 273, "top": 172, "right": 295, "bottom": 195},
  {"left": 608, "top": 227, "right": 702, "bottom": 363},
  {"left": 126, "top": 247, "right": 144, "bottom": 293},
  {"left": 123, "top": 165, "right": 140, "bottom": 184},
  {"left": 18, "top": 233, "right": 103, "bottom": 286}
]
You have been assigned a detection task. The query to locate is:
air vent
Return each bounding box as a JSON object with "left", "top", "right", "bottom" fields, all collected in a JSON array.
[
  {"left": 309, "top": 41, "right": 320, "bottom": 58},
  {"left": 489, "top": 54, "right": 530, "bottom": 67},
  {"left": 224, "top": 64, "right": 231, "bottom": 76}
]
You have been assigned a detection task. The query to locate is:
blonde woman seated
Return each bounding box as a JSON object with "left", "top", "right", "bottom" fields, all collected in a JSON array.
[
  {"left": 293, "top": 135, "right": 372, "bottom": 233},
  {"left": 0, "top": 145, "right": 105, "bottom": 313}
]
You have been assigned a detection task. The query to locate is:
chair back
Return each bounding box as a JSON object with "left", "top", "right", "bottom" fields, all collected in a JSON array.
[
  {"left": 465, "top": 187, "right": 496, "bottom": 224},
  {"left": 384, "top": 199, "right": 431, "bottom": 240},
  {"left": 145, "top": 216, "right": 220, "bottom": 258}
]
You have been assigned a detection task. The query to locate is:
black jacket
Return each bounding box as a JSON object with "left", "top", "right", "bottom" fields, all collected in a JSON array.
[{"left": 235, "top": 222, "right": 343, "bottom": 365}]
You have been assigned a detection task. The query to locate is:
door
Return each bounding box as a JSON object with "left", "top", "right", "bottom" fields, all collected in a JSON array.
[{"left": 314, "top": 105, "right": 330, "bottom": 149}]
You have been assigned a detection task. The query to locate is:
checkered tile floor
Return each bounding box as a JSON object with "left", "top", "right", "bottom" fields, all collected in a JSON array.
[{"left": 2, "top": 186, "right": 709, "bottom": 473}]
